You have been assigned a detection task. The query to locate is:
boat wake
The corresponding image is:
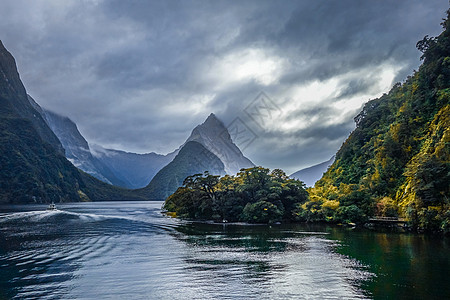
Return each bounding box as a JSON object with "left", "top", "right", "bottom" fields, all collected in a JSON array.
[
  {"left": 0, "top": 209, "right": 126, "bottom": 224},
  {"left": 0, "top": 208, "right": 179, "bottom": 236}
]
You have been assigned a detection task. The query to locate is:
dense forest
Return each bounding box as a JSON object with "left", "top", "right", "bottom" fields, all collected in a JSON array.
[
  {"left": 163, "top": 167, "right": 308, "bottom": 224},
  {"left": 165, "top": 10, "right": 450, "bottom": 232},
  {"left": 0, "top": 40, "right": 147, "bottom": 203},
  {"left": 304, "top": 10, "right": 450, "bottom": 232}
]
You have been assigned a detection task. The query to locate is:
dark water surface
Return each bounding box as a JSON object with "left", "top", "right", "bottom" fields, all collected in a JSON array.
[{"left": 0, "top": 202, "right": 448, "bottom": 299}]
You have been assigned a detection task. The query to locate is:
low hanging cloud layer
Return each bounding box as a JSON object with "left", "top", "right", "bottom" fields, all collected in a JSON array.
[{"left": 0, "top": 0, "right": 447, "bottom": 173}]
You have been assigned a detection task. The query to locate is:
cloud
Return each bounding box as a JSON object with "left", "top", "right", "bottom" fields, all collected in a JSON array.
[{"left": 0, "top": 0, "right": 448, "bottom": 173}]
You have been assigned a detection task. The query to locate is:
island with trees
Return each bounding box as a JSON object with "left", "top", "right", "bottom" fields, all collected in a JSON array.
[
  {"left": 163, "top": 167, "right": 309, "bottom": 224},
  {"left": 164, "top": 10, "right": 450, "bottom": 231}
]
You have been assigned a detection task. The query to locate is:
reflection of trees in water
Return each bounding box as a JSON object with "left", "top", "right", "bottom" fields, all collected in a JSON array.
[
  {"left": 328, "top": 227, "right": 450, "bottom": 299},
  {"left": 170, "top": 222, "right": 330, "bottom": 281},
  {"left": 172, "top": 223, "right": 304, "bottom": 251}
]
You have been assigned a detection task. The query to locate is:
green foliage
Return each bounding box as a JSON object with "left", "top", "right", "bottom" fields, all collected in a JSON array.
[
  {"left": 376, "top": 197, "right": 398, "bottom": 218},
  {"left": 242, "top": 200, "right": 283, "bottom": 224},
  {"left": 335, "top": 205, "right": 367, "bottom": 224},
  {"left": 163, "top": 167, "right": 308, "bottom": 224},
  {"left": 140, "top": 141, "right": 225, "bottom": 200},
  {"left": 79, "top": 170, "right": 148, "bottom": 201},
  {"left": 307, "top": 10, "right": 450, "bottom": 231},
  {"left": 292, "top": 201, "right": 325, "bottom": 223},
  {"left": 0, "top": 112, "right": 148, "bottom": 203},
  {"left": 0, "top": 115, "right": 83, "bottom": 203},
  {"left": 0, "top": 40, "right": 146, "bottom": 203}
]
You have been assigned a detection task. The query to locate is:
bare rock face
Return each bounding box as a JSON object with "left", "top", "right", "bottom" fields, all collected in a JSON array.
[
  {"left": 185, "top": 113, "right": 254, "bottom": 174},
  {"left": 30, "top": 96, "right": 176, "bottom": 189},
  {"left": 140, "top": 113, "right": 255, "bottom": 200},
  {"left": 0, "top": 40, "right": 86, "bottom": 203}
]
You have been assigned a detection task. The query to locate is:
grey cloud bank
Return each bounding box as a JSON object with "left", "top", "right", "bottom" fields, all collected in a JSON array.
[{"left": 0, "top": 0, "right": 447, "bottom": 173}]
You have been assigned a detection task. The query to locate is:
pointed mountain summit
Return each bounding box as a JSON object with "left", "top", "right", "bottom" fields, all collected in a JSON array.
[
  {"left": 140, "top": 113, "right": 253, "bottom": 199},
  {"left": 185, "top": 113, "right": 254, "bottom": 174}
]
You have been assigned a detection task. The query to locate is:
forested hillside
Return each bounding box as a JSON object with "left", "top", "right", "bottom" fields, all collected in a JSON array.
[
  {"left": 0, "top": 40, "right": 146, "bottom": 203},
  {"left": 303, "top": 10, "right": 450, "bottom": 232}
]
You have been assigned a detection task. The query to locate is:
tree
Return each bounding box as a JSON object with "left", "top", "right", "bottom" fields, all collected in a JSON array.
[{"left": 164, "top": 167, "right": 309, "bottom": 223}]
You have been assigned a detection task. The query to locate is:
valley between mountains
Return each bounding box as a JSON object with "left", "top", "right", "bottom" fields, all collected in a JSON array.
[{"left": 1, "top": 9, "right": 449, "bottom": 232}]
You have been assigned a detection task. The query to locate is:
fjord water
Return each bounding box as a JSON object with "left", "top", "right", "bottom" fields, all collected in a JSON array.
[{"left": 0, "top": 202, "right": 448, "bottom": 299}]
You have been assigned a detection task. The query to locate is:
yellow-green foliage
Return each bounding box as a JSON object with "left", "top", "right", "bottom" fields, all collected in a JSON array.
[
  {"left": 77, "top": 190, "right": 90, "bottom": 202},
  {"left": 308, "top": 10, "right": 450, "bottom": 231},
  {"left": 376, "top": 197, "right": 398, "bottom": 217}
]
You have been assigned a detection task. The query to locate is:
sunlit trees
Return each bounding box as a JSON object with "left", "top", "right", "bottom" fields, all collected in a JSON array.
[{"left": 306, "top": 10, "right": 450, "bottom": 231}]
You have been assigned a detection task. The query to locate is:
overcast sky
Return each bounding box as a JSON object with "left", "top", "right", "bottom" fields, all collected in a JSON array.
[{"left": 0, "top": 0, "right": 448, "bottom": 173}]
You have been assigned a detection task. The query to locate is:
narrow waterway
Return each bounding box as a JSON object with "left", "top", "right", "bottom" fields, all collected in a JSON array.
[{"left": 0, "top": 201, "right": 448, "bottom": 299}]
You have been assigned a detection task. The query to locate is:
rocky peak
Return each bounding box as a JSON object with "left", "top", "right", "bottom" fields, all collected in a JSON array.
[
  {"left": 204, "top": 113, "right": 222, "bottom": 125},
  {"left": 185, "top": 113, "right": 254, "bottom": 175}
]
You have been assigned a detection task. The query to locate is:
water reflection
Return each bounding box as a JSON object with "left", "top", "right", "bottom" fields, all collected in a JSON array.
[
  {"left": 172, "top": 223, "right": 372, "bottom": 299},
  {"left": 329, "top": 227, "right": 450, "bottom": 299},
  {"left": 1, "top": 202, "right": 448, "bottom": 299}
]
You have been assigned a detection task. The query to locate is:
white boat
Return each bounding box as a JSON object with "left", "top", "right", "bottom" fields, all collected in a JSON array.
[{"left": 47, "top": 202, "right": 57, "bottom": 211}]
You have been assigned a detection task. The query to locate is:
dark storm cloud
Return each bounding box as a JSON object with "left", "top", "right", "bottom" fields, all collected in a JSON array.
[
  {"left": 336, "top": 78, "right": 376, "bottom": 100},
  {"left": 0, "top": 0, "right": 447, "bottom": 173},
  {"left": 283, "top": 106, "right": 337, "bottom": 124},
  {"left": 249, "top": 1, "right": 446, "bottom": 87},
  {"left": 292, "top": 121, "right": 355, "bottom": 142}
]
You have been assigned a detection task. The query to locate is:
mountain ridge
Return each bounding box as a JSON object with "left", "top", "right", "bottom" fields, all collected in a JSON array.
[
  {"left": 139, "top": 141, "right": 225, "bottom": 199},
  {"left": 138, "top": 113, "right": 255, "bottom": 200},
  {"left": 184, "top": 113, "right": 254, "bottom": 174},
  {"left": 305, "top": 12, "right": 450, "bottom": 232},
  {"left": 0, "top": 40, "right": 146, "bottom": 203},
  {"left": 0, "top": 41, "right": 64, "bottom": 155},
  {"left": 90, "top": 145, "right": 176, "bottom": 189},
  {"left": 290, "top": 156, "right": 335, "bottom": 187},
  {"left": 38, "top": 109, "right": 253, "bottom": 189}
]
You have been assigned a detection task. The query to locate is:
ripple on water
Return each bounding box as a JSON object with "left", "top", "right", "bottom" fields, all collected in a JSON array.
[{"left": 0, "top": 202, "right": 375, "bottom": 300}]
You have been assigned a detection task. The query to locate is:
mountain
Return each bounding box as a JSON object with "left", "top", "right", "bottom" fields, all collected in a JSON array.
[
  {"left": 28, "top": 96, "right": 175, "bottom": 189},
  {"left": 290, "top": 156, "right": 335, "bottom": 187},
  {"left": 91, "top": 146, "right": 176, "bottom": 189},
  {"left": 30, "top": 108, "right": 251, "bottom": 190},
  {"left": 0, "top": 40, "right": 145, "bottom": 203},
  {"left": 184, "top": 113, "right": 254, "bottom": 174},
  {"left": 140, "top": 141, "right": 225, "bottom": 199},
  {"left": 34, "top": 106, "right": 128, "bottom": 187},
  {"left": 305, "top": 12, "right": 450, "bottom": 232},
  {"left": 139, "top": 113, "right": 254, "bottom": 200},
  {"left": 0, "top": 42, "right": 64, "bottom": 156},
  {"left": 96, "top": 113, "right": 253, "bottom": 189}
]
